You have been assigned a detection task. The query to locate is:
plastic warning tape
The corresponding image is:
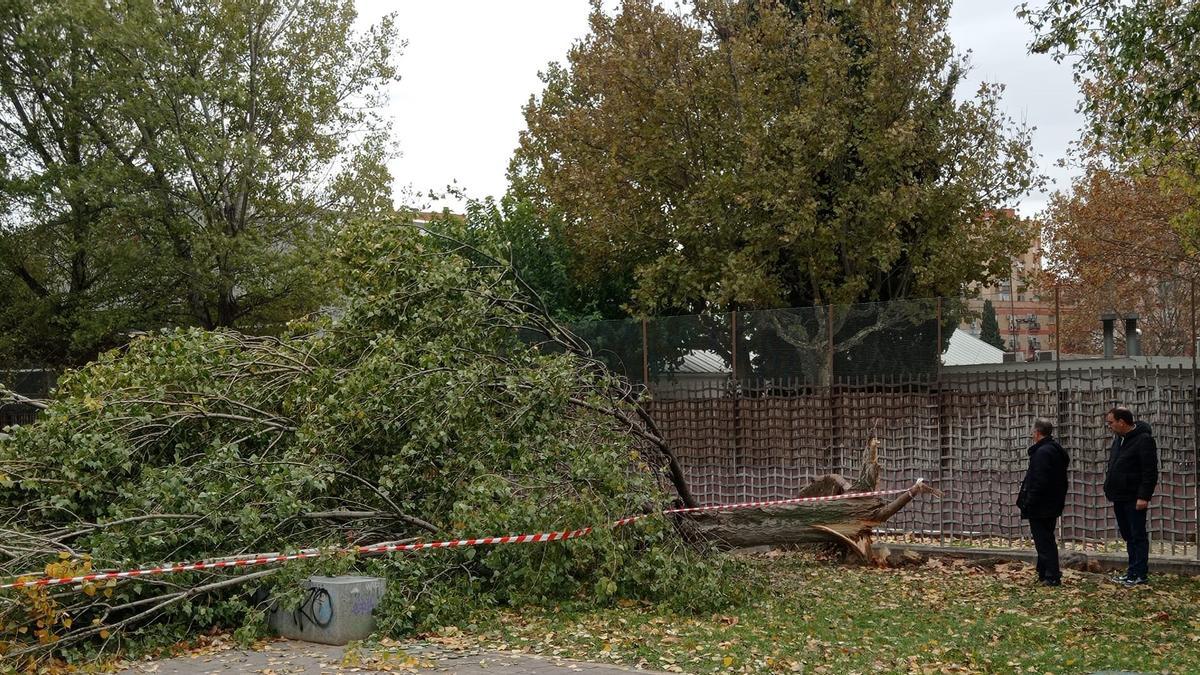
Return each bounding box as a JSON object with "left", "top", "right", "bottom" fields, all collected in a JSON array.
[
  {"left": 354, "top": 526, "right": 597, "bottom": 555},
  {"left": 0, "top": 486, "right": 912, "bottom": 590},
  {"left": 611, "top": 486, "right": 912, "bottom": 526},
  {"left": 663, "top": 487, "right": 910, "bottom": 516}
]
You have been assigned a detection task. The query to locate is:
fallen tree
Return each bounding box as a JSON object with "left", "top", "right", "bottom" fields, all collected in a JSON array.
[
  {"left": 675, "top": 437, "right": 942, "bottom": 557},
  {"left": 0, "top": 217, "right": 932, "bottom": 668}
]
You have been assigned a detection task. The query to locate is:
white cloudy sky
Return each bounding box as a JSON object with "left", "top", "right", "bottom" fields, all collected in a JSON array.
[{"left": 354, "top": 1, "right": 1081, "bottom": 218}]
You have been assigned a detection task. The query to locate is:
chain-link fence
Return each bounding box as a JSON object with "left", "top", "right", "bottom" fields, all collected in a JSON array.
[
  {"left": 0, "top": 368, "right": 53, "bottom": 429},
  {"left": 573, "top": 293, "right": 1200, "bottom": 559}
]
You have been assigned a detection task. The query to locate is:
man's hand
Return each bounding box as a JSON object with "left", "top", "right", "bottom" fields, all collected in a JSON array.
[{"left": 1136, "top": 499, "right": 1150, "bottom": 510}]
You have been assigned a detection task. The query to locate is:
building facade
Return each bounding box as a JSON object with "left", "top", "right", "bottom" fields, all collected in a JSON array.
[{"left": 961, "top": 211, "right": 1058, "bottom": 361}]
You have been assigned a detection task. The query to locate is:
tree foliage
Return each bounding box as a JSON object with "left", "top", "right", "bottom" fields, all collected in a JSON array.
[
  {"left": 1022, "top": 0, "right": 1200, "bottom": 160},
  {"left": 0, "top": 0, "right": 156, "bottom": 365},
  {"left": 0, "top": 219, "right": 735, "bottom": 669},
  {"left": 1037, "top": 157, "right": 1198, "bottom": 355},
  {"left": 979, "top": 300, "right": 1005, "bottom": 350},
  {"left": 1022, "top": 1, "right": 1200, "bottom": 247},
  {"left": 0, "top": 0, "right": 399, "bottom": 367},
  {"left": 512, "top": 0, "right": 1038, "bottom": 317},
  {"left": 457, "top": 196, "right": 633, "bottom": 322}
]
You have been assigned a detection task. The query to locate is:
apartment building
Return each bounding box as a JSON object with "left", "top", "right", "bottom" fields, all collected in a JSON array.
[{"left": 961, "top": 211, "right": 1058, "bottom": 361}]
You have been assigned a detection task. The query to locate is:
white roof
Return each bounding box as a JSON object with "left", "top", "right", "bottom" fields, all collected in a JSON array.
[
  {"left": 942, "top": 328, "right": 1005, "bottom": 366},
  {"left": 674, "top": 332, "right": 1004, "bottom": 372},
  {"left": 676, "top": 349, "right": 731, "bottom": 374}
]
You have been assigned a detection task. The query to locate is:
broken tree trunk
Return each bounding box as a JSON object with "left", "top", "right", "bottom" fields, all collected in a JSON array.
[{"left": 675, "top": 437, "right": 942, "bottom": 558}]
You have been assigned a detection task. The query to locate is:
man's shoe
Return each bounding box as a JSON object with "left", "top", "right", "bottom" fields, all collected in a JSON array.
[
  {"left": 1120, "top": 576, "right": 1148, "bottom": 588},
  {"left": 1110, "top": 573, "right": 1132, "bottom": 583},
  {"left": 1039, "top": 578, "right": 1062, "bottom": 587}
]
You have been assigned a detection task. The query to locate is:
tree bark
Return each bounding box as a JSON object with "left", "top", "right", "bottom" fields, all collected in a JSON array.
[
  {"left": 676, "top": 479, "right": 935, "bottom": 555},
  {"left": 677, "top": 435, "right": 939, "bottom": 558}
]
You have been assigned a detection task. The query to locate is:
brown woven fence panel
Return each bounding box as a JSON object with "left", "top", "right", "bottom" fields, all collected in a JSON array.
[
  {"left": 647, "top": 366, "right": 1199, "bottom": 555},
  {"left": 1054, "top": 367, "right": 1198, "bottom": 555},
  {"left": 937, "top": 376, "right": 1058, "bottom": 545}
]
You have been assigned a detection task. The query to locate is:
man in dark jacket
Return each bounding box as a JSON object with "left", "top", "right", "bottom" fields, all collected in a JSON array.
[
  {"left": 1017, "top": 418, "right": 1070, "bottom": 586},
  {"left": 1104, "top": 407, "right": 1159, "bottom": 586}
]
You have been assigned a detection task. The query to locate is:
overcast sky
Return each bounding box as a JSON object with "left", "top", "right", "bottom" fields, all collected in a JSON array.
[{"left": 355, "top": 1, "right": 1081, "bottom": 218}]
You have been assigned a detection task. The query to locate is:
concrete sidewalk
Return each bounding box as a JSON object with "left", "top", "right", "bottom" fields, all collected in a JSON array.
[{"left": 117, "top": 638, "right": 665, "bottom": 674}]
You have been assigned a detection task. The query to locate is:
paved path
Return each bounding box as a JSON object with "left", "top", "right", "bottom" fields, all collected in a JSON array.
[{"left": 118, "top": 638, "right": 665, "bottom": 674}]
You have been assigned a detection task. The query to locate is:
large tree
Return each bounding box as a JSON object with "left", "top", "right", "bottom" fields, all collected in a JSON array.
[
  {"left": 510, "top": 0, "right": 1037, "bottom": 382},
  {"left": 0, "top": 0, "right": 399, "bottom": 367},
  {"left": 0, "top": 0, "right": 157, "bottom": 365}
]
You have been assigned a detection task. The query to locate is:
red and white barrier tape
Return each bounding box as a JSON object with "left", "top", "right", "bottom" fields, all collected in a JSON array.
[
  {"left": 0, "top": 485, "right": 914, "bottom": 590},
  {"left": 663, "top": 486, "right": 910, "bottom": 516}
]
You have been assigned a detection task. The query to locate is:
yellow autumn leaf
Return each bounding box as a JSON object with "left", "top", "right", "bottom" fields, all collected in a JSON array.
[
  {"left": 723, "top": 656, "right": 733, "bottom": 667},
  {"left": 99, "top": 629, "right": 111, "bottom": 639}
]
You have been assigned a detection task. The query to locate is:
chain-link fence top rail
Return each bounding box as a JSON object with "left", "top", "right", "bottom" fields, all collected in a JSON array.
[{"left": 556, "top": 297, "right": 1199, "bottom": 557}]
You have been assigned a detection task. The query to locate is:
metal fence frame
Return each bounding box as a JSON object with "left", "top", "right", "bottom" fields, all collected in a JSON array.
[{"left": 633, "top": 303, "right": 1200, "bottom": 560}]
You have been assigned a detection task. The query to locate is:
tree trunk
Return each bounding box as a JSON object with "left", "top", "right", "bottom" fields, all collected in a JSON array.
[{"left": 676, "top": 437, "right": 939, "bottom": 558}]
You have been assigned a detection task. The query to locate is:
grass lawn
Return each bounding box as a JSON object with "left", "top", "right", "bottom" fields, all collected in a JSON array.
[{"left": 454, "top": 551, "right": 1200, "bottom": 674}]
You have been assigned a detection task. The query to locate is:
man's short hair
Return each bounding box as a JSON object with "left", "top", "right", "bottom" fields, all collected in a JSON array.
[
  {"left": 1108, "top": 407, "right": 1134, "bottom": 425},
  {"left": 1034, "top": 417, "right": 1055, "bottom": 438}
]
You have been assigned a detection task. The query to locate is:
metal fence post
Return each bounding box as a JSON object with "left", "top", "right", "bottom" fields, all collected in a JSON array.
[
  {"left": 827, "top": 304, "right": 835, "bottom": 385},
  {"left": 826, "top": 304, "right": 837, "bottom": 474},
  {"left": 1055, "top": 285, "right": 1064, "bottom": 431},
  {"left": 731, "top": 310, "right": 743, "bottom": 501},
  {"left": 1054, "top": 285, "right": 1068, "bottom": 552},
  {"left": 641, "top": 317, "right": 649, "bottom": 392},
  {"left": 1192, "top": 280, "right": 1198, "bottom": 560},
  {"left": 936, "top": 298, "right": 946, "bottom": 545}
]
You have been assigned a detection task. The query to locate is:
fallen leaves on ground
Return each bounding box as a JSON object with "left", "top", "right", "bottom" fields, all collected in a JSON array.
[{"left": 453, "top": 551, "right": 1200, "bottom": 674}]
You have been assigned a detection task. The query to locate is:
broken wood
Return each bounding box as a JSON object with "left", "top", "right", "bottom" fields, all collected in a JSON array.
[{"left": 676, "top": 433, "right": 942, "bottom": 559}]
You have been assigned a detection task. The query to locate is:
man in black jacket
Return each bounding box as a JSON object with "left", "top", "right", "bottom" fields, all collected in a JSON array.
[
  {"left": 1017, "top": 418, "right": 1070, "bottom": 586},
  {"left": 1104, "top": 407, "right": 1159, "bottom": 586}
]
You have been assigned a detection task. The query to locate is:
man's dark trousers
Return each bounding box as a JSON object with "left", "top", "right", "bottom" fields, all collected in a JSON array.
[
  {"left": 1113, "top": 500, "right": 1149, "bottom": 579},
  {"left": 1028, "top": 516, "right": 1060, "bottom": 582}
]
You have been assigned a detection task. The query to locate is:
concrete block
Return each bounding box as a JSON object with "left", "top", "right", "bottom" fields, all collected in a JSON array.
[{"left": 268, "top": 575, "right": 386, "bottom": 645}]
